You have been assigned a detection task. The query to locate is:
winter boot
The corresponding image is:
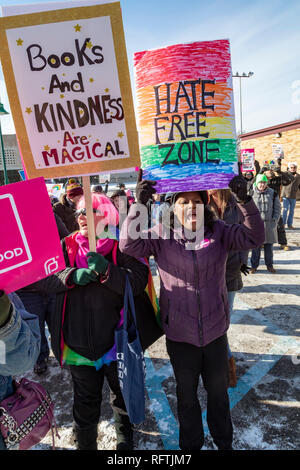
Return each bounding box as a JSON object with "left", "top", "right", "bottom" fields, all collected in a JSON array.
[
  {"left": 72, "top": 423, "right": 98, "bottom": 450},
  {"left": 228, "top": 356, "right": 237, "bottom": 388},
  {"left": 113, "top": 411, "right": 133, "bottom": 450}
]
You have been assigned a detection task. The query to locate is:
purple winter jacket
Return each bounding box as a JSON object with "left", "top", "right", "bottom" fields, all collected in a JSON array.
[{"left": 119, "top": 199, "right": 264, "bottom": 347}]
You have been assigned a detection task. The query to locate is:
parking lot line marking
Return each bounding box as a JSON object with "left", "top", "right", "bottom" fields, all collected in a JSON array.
[
  {"left": 145, "top": 298, "right": 299, "bottom": 448},
  {"left": 145, "top": 354, "right": 180, "bottom": 449}
]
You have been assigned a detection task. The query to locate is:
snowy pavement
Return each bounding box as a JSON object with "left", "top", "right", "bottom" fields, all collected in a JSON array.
[{"left": 27, "top": 217, "right": 300, "bottom": 451}]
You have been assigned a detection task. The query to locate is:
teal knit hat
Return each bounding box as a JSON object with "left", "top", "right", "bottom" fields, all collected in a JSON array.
[{"left": 255, "top": 174, "right": 268, "bottom": 185}]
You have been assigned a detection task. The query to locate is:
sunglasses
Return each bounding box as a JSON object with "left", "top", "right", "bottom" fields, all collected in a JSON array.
[{"left": 75, "top": 208, "right": 99, "bottom": 218}]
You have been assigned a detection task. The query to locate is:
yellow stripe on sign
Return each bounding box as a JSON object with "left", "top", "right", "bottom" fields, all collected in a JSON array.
[{"left": 138, "top": 115, "right": 236, "bottom": 147}]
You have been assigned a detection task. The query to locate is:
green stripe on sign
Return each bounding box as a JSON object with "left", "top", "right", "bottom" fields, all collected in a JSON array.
[{"left": 141, "top": 138, "right": 237, "bottom": 167}]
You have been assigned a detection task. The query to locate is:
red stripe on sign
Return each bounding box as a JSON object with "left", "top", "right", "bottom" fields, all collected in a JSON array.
[{"left": 134, "top": 39, "right": 232, "bottom": 90}]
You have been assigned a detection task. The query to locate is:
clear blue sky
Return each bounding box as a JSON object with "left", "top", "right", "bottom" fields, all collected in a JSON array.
[{"left": 1, "top": 0, "right": 300, "bottom": 134}]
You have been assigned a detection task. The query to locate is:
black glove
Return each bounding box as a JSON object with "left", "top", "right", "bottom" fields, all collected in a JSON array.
[
  {"left": 229, "top": 175, "right": 250, "bottom": 203},
  {"left": 254, "top": 160, "right": 261, "bottom": 174},
  {"left": 135, "top": 169, "right": 157, "bottom": 205},
  {"left": 260, "top": 166, "right": 268, "bottom": 173},
  {"left": 240, "top": 264, "right": 251, "bottom": 276}
]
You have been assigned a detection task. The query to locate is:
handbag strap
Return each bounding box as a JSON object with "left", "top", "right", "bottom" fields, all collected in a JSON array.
[
  {"left": 123, "top": 276, "right": 138, "bottom": 331},
  {"left": 29, "top": 382, "right": 60, "bottom": 449}
]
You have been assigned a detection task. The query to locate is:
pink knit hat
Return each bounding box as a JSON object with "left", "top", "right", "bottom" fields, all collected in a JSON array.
[{"left": 77, "top": 193, "right": 119, "bottom": 227}]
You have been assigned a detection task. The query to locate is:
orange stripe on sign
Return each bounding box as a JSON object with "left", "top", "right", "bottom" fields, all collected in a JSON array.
[{"left": 136, "top": 81, "right": 233, "bottom": 128}]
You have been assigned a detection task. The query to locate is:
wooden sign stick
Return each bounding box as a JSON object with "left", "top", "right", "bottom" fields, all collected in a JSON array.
[{"left": 82, "top": 175, "right": 96, "bottom": 252}]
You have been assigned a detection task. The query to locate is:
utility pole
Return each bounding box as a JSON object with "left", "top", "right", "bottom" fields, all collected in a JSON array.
[{"left": 232, "top": 71, "right": 254, "bottom": 135}]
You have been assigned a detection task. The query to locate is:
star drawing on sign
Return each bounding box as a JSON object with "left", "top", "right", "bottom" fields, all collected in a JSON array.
[
  {"left": 86, "top": 41, "right": 93, "bottom": 49},
  {"left": 89, "top": 78, "right": 94, "bottom": 83},
  {"left": 105, "top": 88, "right": 109, "bottom": 93},
  {"left": 16, "top": 38, "right": 23, "bottom": 46},
  {"left": 25, "top": 107, "right": 32, "bottom": 114},
  {"left": 60, "top": 94, "right": 64, "bottom": 99},
  {"left": 74, "top": 24, "right": 81, "bottom": 32},
  {"left": 118, "top": 132, "right": 124, "bottom": 138},
  {"left": 44, "top": 145, "right": 50, "bottom": 151}
]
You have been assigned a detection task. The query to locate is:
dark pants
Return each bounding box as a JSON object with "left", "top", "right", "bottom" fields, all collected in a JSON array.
[
  {"left": 17, "top": 291, "right": 55, "bottom": 363},
  {"left": 69, "top": 361, "right": 128, "bottom": 429},
  {"left": 277, "top": 216, "right": 287, "bottom": 245},
  {"left": 251, "top": 243, "right": 273, "bottom": 269},
  {"left": 166, "top": 334, "right": 233, "bottom": 450}
]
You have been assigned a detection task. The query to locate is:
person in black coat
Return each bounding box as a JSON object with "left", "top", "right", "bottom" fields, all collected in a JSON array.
[
  {"left": 260, "top": 159, "right": 293, "bottom": 250},
  {"left": 53, "top": 180, "right": 83, "bottom": 233},
  {"left": 43, "top": 193, "right": 149, "bottom": 450}
]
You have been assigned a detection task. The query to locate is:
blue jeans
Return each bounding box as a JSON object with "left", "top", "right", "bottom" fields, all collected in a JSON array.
[
  {"left": 282, "top": 197, "right": 296, "bottom": 227},
  {"left": 251, "top": 243, "right": 273, "bottom": 269},
  {"left": 227, "top": 291, "right": 236, "bottom": 359},
  {"left": 17, "top": 292, "right": 55, "bottom": 363}
]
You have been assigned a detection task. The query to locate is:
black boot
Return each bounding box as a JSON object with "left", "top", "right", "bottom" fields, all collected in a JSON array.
[
  {"left": 113, "top": 411, "right": 133, "bottom": 450},
  {"left": 72, "top": 424, "right": 98, "bottom": 450}
]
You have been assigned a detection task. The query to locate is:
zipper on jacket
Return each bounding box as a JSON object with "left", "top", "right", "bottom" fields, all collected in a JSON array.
[
  {"left": 192, "top": 250, "right": 203, "bottom": 346},
  {"left": 88, "top": 293, "right": 96, "bottom": 359}
]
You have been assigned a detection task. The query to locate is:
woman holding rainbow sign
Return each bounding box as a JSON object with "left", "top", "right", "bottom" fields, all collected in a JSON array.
[{"left": 120, "top": 173, "right": 264, "bottom": 450}]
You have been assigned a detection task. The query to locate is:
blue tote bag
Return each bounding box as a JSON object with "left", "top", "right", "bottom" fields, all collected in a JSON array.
[{"left": 115, "top": 276, "right": 146, "bottom": 424}]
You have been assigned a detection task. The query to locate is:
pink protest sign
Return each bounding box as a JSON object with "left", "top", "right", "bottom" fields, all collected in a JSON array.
[
  {"left": 241, "top": 149, "right": 255, "bottom": 172},
  {"left": 0, "top": 177, "right": 65, "bottom": 293}
]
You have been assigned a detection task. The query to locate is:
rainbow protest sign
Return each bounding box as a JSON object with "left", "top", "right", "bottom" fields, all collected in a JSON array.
[{"left": 134, "top": 39, "right": 238, "bottom": 193}]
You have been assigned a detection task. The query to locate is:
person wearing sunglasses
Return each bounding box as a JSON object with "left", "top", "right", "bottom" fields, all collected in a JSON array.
[{"left": 44, "top": 192, "right": 149, "bottom": 450}]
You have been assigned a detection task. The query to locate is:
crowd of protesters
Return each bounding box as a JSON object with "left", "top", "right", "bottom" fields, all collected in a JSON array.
[{"left": 0, "top": 159, "right": 299, "bottom": 451}]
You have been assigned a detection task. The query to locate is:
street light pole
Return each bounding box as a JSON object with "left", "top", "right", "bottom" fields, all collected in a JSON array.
[
  {"left": 232, "top": 71, "right": 254, "bottom": 135},
  {"left": 0, "top": 102, "right": 10, "bottom": 185}
]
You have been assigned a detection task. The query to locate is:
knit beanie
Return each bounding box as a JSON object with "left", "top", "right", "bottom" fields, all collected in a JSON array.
[
  {"left": 255, "top": 174, "right": 268, "bottom": 185},
  {"left": 170, "top": 190, "right": 209, "bottom": 206},
  {"left": 66, "top": 179, "right": 83, "bottom": 198}
]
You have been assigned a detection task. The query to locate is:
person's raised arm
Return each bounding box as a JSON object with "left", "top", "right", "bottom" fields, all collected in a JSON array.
[
  {"left": 221, "top": 176, "right": 265, "bottom": 252},
  {"left": 119, "top": 169, "right": 159, "bottom": 259}
]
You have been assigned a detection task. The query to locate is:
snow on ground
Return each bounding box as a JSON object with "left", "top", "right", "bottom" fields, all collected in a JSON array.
[{"left": 22, "top": 212, "right": 300, "bottom": 451}]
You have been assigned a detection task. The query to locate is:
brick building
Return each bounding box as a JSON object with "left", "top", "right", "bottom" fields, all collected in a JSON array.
[
  {"left": 240, "top": 119, "right": 300, "bottom": 170},
  {"left": 240, "top": 119, "right": 300, "bottom": 199}
]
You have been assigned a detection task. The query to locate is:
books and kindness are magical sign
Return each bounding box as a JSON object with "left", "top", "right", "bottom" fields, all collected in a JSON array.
[{"left": 0, "top": 3, "right": 140, "bottom": 178}]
